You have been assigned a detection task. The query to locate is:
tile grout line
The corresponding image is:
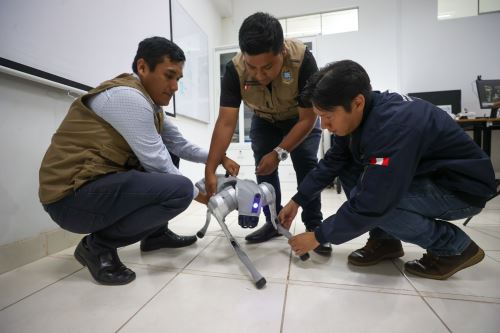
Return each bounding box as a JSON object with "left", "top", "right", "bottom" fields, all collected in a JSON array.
[
  {"left": 286, "top": 277, "right": 500, "bottom": 304},
  {"left": 467, "top": 226, "right": 500, "bottom": 241},
  {"left": 279, "top": 247, "right": 293, "bottom": 333},
  {"left": 391, "top": 260, "right": 453, "bottom": 333},
  {"left": 0, "top": 266, "right": 85, "bottom": 312},
  {"left": 287, "top": 278, "right": 418, "bottom": 294},
  {"left": 485, "top": 253, "right": 500, "bottom": 264},
  {"left": 114, "top": 235, "right": 219, "bottom": 333}
]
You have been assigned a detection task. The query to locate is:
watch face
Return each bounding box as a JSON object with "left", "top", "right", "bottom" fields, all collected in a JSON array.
[{"left": 275, "top": 147, "right": 288, "bottom": 161}]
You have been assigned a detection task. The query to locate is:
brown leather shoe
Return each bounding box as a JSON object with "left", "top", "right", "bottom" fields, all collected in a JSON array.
[
  {"left": 405, "top": 241, "right": 484, "bottom": 280},
  {"left": 348, "top": 238, "right": 404, "bottom": 266}
]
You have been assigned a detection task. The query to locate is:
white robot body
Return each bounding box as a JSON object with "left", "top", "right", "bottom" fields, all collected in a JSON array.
[{"left": 195, "top": 175, "right": 309, "bottom": 289}]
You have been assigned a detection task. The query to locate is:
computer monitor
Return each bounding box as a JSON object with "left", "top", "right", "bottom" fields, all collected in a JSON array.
[
  {"left": 408, "top": 90, "right": 461, "bottom": 115},
  {"left": 476, "top": 78, "right": 500, "bottom": 109}
]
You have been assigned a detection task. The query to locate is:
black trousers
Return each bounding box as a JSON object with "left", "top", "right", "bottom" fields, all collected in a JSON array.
[
  {"left": 44, "top": 170, "right": 193, "bottom": 253},
  {"left": 250, "top": 115, "right": 323, "bottom": 228}
]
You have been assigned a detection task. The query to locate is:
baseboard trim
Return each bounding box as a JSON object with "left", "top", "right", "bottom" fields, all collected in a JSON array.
[{"left": 0, "top": 229, "right": 82, "bottom": 274}]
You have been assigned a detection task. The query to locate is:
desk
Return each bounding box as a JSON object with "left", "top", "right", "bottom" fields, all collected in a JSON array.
[{"left": 456, "top": 118, "right": 500, "bottom": 156}]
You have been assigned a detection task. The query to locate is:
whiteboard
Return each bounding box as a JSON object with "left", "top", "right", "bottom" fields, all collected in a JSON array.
[
  {"left": 171, "top": 0, "right": 210, "bottom": 123},
  {"left": 0, "top": 0, "right": 171, "bottom": 89}
]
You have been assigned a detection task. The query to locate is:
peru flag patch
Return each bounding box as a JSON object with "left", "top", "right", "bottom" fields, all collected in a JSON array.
[{"left": 369, "top": 157, "right": 390, "bottom": 167}]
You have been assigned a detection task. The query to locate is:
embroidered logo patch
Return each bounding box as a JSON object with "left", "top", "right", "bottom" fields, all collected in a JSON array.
[
  {"left": 281, "top": 70, "right": 293, "bottom": 84},
  {"left": 369, "top": 157, "right": 390, "bottom": 167}
]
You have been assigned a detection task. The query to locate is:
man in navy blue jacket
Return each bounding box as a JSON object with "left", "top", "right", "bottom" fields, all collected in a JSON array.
[{"left": 279, "top": 60, "right": 497, "bottom": 280}]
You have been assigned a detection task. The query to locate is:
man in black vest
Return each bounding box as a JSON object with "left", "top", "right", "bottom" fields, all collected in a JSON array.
[{"left": 205, "top": 12, "right": 331, "bottom": 255}]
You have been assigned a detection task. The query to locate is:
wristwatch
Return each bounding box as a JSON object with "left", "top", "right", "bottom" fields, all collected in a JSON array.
[{"left": 273, "top": 146, "right": 289, "bottom": 161}]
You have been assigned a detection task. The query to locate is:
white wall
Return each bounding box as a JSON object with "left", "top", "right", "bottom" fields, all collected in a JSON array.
[
  {"left": 0, "top": 73, "right": 71, "bottom": 246},
  {"left": 400, "top": 0, "right": 500, "bottom": 116},
  {"left": 0, "top": 0, "right": 222, "bottom": 247},
  {"left": 223, "top": 0, "right": 401, "bottom": 92},
  {"left": 168, "top": 0, "right": 222, "bottom": 182},
  {"left": 223, "top": 0, "right": 500, "bottom": 171}
]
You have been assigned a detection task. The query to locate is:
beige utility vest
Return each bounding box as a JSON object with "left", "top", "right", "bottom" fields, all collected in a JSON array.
[
  {"left": 232, "top": 39, "right": 306, "bottom": 122},
  {"left": 39, "top": 74, "right": 163, "bottom": 204}
]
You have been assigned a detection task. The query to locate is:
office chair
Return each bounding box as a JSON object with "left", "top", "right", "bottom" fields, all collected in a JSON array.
[{"left": 463, "top": 179, "right": 500, "bottom": 226}]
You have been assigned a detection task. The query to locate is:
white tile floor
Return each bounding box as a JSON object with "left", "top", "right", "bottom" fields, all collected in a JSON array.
[{"left": 1, "top": 189, "right": 499, "bottom": 333}]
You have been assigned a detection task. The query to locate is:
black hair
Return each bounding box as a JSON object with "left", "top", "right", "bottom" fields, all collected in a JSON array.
[
  {"left": 302, "top": 60, "right": 372, "bottom": 112},
  {"left": 132, "top": 36, "right": 185, "bottom": 74},
  {"left": 238, "top": 12, "right": 284, "bottom": 55}
]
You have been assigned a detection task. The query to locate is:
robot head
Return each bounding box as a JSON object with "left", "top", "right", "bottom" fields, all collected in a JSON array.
[
  {"left": 201, "top": 176, "right": 276, "bottom": 229},
  {"left": 236, "top": 180, "right": 262, "bottom": 228}
]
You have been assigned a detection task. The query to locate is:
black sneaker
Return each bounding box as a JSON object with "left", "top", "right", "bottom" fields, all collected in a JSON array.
[
  {"left": 140, "top": 228, "right": 197, "bottom": 252},
  {"left": 348, "top": 238, "right": 404, "bottom": 266},
  {"left": 244, "top": 222, "right": 281, "bottom": 243},
  {"left": 405, "top": 241, "right": 484, "bottom": 280}
]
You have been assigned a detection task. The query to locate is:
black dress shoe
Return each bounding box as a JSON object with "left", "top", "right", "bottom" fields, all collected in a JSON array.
[
  {"left": 313, "top": 244, "right": 332, "bottom": 256},
  {"left": 74, "top": 237, "right": 136, "bottom": 285},
  {"left": 306, "top": 227, "right": 332, "bottom": 257},
  {"left": 245, "top": 222, "right": 282, "bottom": 243},
  {"left": 140, "top": 228, "right": 197, "bottom": 252}
]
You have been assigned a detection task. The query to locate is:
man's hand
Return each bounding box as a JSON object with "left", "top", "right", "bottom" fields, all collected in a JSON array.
[
  {"left": 255, "top": 151, "right": 279, "bottom": 175},
  {"left": 204, "top": 172, "right": 217, "bottom": 197},
  {"left": 278, "top": 200, "right": 299, "bottom": 230},
  {"left": 288, "top": 232, "right": 320, "bottom": 256},
  {"left": 194, "top": 191, "right": 210, "bottom": 205},
  {"left": 222, "top": 155, "right": 240, "bottom": 176}
]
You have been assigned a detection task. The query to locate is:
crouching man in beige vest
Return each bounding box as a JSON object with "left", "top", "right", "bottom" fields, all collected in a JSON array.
[{"left": 39, "top": 37, "right": 238, "bottom": 285}]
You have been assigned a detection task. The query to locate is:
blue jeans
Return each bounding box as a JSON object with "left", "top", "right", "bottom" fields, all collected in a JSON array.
[
  {"left": 250, "top": 115, "right": 323, "bottom": 229},
  {"left": 337, "top": 165, "right": 481, "bottom": 256},
  {"left": 43, "top": 170, "right": 193, "bottom": 253}
]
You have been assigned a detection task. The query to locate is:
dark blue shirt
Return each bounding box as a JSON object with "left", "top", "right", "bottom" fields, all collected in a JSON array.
[{"left": 293, "top": 91, "right": 497, "bottom": 244}]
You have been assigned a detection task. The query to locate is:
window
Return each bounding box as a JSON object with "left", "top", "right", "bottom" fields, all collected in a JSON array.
[
  {"left": 216, "top": 48, "right": 253, "bottom": 144},
  {"left": 281, "top": 14, "right": 321, "bottom": 38},
  {"left": 438, "top": 0, "right": 478, "bottom": 20},
  {"left": 279, "top": 8, "right": 358, "bottom": 38},
  {"left": 479, "top": 0, "right": 500, "bottom": 13},
  {"left": 438, "top": 0, "right": 500, "bottom": 20},
  {"left": 322, "top": 9, "right": 358, "bottom": 35}
]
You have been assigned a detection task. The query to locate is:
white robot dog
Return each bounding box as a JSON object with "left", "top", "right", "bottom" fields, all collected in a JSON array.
[{"left": 195, "top": 175, "right": 309, "bottom": 289}]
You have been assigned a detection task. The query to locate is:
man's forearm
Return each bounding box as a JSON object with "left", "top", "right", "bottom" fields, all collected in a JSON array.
[
  {"left": 205, "top": 108, "right": 238, "bottom": 174},
  {"left": 278, "top": 108, "right": 316, "bottom": 152},
  {"left": 206, "top": 132, "right": 231, "bottom": 173}
]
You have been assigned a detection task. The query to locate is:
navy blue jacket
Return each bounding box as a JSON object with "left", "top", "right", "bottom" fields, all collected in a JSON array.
[{"left": 293, "top": 91, "right": 497, "bottom": 245}]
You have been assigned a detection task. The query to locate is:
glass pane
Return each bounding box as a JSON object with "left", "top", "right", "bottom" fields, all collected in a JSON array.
[
  {"left": 438, "top": 0, "right": 477, "bottom": 20},
  {"left": 321, "top": 9, "right": 358, "bottom": 35},
  {"left": 479, "top": 0, "right": 500, "bottom": 13},
  {"left": 303, "top": 41, "right": 313, "bottom": 52},
  {"left": 243, "top": 105, "right": 253, "bottom": 142},
  {"left": 219, "top": 52, "right": 236, "bottom": 79},
  {"left": 279, "top": 19, "right": 287, "bottom": 35},
  {"left": 286, "top": 14, "right": 321, "bottom": 38},
  {"left": 219, "top": 52, "right": 240, "bottom": 143}
]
